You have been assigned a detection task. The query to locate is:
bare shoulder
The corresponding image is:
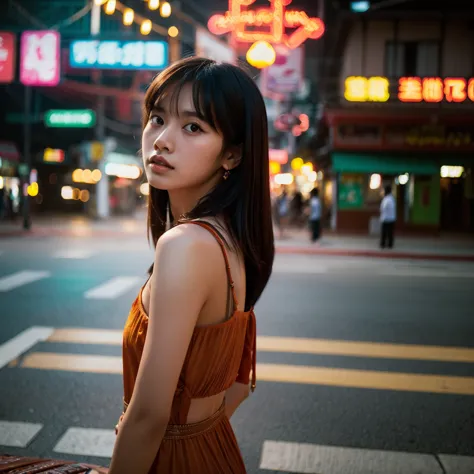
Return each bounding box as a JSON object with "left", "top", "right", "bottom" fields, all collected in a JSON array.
[{"left": 154, "top": 223, "right": 225, "bottom": 276}]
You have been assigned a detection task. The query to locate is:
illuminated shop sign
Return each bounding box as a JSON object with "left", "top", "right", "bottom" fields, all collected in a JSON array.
[
  {"left": 398, "top": 77, "right": 474, "bottom": 103},
  {"left": 208, "top": 0, "right": 324, "bottom": 49},
  {"left": 344, "top": 76, "right": 389, "bottom": 102},
  {"left": 70, "top": 40, "right": 168, "bottom": 70},
  {"left": 344, "top": 76, "right": 474, "bottom": 103}
]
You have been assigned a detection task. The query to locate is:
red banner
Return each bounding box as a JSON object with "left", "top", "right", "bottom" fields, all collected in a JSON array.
[{"left": 0, "top": 32, "right": 15, "bottom": 83}]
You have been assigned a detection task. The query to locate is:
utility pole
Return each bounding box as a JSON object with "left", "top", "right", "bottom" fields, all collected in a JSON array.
[
  {"left": 91, "top": 1, "right": 109, "bottom": 219},
  {"left": 22, "top": 85, "right": 32, "bottom": 230}
]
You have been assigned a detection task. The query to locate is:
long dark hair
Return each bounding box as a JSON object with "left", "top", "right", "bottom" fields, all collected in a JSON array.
[{"left": 143, "top": 57, "right": 274, "bottom": 310}]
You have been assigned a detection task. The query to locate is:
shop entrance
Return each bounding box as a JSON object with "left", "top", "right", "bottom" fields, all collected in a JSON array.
[{"left": 440, "top": 175, "right": 472, "bottom": 232}]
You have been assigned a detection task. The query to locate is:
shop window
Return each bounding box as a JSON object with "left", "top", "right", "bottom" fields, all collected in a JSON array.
[{"left": 385, "top": 41, "right": 439, "bottom": 77}]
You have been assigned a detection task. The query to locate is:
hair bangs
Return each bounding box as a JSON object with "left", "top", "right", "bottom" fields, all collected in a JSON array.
[{"left": 143, "top": 60, "right": 220, "bottom": 132}]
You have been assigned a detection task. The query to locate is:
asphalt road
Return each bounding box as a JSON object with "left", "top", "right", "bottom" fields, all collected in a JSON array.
[{"left": 0, "top": 232, "right": 473, "bottom": 473}]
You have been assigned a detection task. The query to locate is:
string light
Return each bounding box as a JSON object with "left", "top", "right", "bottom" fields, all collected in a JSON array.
[
  {"left": 141, "top": 19, "right": 152, "bottom": 35},
  {"left": 105, "top": 0, "right": 116, "bottom": 15},
  {"left": 94, "top": 0, "right": 108, "bottom": 5},
  {"left": 160, "top": 2, "right": 171, "bottom": 17},
  {"left": 168, "top": 26, "right": 179, "bottom": 37},
  {"left": 148, "top": 0, "right": 160, "bottom": 10},
  {"left": 123, "top": 7, "right": 134, "bottom": 25}
]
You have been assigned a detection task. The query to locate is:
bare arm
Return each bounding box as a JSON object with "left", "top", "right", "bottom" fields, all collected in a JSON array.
[{"left": 108, "top": 226, "right": 211, "bottom": 474}]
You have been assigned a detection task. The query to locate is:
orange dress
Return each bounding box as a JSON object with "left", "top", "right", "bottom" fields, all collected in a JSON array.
[{"left": 122, "top": 221, "right": 257, "bottom": 473}]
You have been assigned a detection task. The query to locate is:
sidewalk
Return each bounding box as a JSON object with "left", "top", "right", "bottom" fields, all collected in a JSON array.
[
  {"left": 276, "top": 227, "right": 474, "bottom": 262},
  {"left": 1, "top": 214, "right": 474, "bottom": 261}
]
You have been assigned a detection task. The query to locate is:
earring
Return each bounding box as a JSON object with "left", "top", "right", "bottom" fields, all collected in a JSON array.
[{"left": 223, "top": 169, "right": 230, "bottom": 180}]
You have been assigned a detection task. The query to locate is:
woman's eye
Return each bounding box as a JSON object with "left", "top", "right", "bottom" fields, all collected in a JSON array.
[
  {"left": 150, "top": 115, "right": 163, "bottom": 125},
  {"left": 184, "top": 123, "right": 202, "bottom": 133}
]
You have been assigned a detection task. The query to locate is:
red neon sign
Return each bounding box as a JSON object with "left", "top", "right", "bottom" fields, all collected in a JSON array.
[
  {"left": 0, "top": 32, "right": 15, "bottom": 83},
  {"left": 208, "top": 0, "right": 324, "bottom": 49},
  {"left": 398, "top": 77, "right": 474, "bottom": 103}
]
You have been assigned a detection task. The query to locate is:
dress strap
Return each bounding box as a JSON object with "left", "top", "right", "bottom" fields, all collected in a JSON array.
[
  {"left": 249, "top": 308, "right": 257, "bottom": 392},
  {"left": 184, "top": 221, "right": 238, "bottom": 310}
]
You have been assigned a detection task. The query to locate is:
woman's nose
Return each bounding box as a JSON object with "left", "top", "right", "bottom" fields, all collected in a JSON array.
[{"left": 154, "top": 127, "right": 174, "bottom": 153}]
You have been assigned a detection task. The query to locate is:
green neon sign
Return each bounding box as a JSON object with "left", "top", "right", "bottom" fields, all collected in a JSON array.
[{"left": 45, "top": 109, "right": 96, "bottom": 128}]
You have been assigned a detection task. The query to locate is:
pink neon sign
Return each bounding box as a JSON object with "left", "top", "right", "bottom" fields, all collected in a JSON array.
[
  {"left": 208, "top": 0, "right": 324, "bottom": 49},
  {"left": 20, "top": 30, "right": 60, "bottom": 86}
]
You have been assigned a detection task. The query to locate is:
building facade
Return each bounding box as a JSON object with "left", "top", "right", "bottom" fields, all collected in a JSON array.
[{"left": 315, "top": 4, "right": 474, "bottom": 235}]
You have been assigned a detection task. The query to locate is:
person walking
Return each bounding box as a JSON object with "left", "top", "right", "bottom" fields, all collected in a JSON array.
[
  {"left": 275, "top": 188, "right": 289, "bottom": 238},
  {"left": 109, "top": 57, "right": 274, "bottom": 474},
  {"left": 309, "top": 187, "right": 322, "bottom": 244},
  {"left": 380, "top": 184, "right": 396, "bottom": 249}
]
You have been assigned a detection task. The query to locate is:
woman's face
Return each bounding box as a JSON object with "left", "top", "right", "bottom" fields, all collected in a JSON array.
[{"left": 142, "top": 83, "right": 226, "bottom": 192}]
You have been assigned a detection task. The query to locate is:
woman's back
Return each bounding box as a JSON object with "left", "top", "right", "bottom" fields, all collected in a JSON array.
[{"left": 121, "top": 221, "right": 256, "bottom": 472}]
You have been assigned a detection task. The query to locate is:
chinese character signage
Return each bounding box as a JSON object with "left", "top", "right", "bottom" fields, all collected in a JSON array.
[
  {"left": 20, "top": 30, "right": 60, "bottom": 86},
  {"left": 44, "top": 109, "right": 96, "bottom": 128},
  {"left": 262, "top": 45, "right": 303, "bottom": 94},
  {"left": 0, "top": 32, "right": 15, "bottom": 83},
  {"left": 195, "top": 28, "right": 236, "bottom": 64},
  {"left": 344, "top": 76, "right": 390, "bottom": 102},
  {"left": 344, "top": 76, "right": 474, "bottom": 103},
  {"left": 70, "top": 40, "right": 168, "bottom": 70},
  {"left": 208, "top": 0, "right": 324, "bottom": 49},
  {"left": 334, "top": 123, "right": 474, "bottom": 151},
  {"left": 398, "top": 77, "right": 474, "bottom": 103}
]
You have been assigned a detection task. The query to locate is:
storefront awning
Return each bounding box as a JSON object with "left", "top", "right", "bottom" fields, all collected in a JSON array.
[{"left": 332, "top": 152, "right": 439, "bottom": 175}]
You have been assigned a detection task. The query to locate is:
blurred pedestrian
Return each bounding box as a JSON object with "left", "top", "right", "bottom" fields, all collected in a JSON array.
[
  {"left": 0, "top": 186, "right": 4, "bottom": 220},
  {"left": 309, "top": 187, "right": 322, "bottom": 244},
  {"left": 109, "top": 57, "right": 274, "bottom": 474},
  {"left": 380, "top": 184, "right": 396, "bottom": 249},
  {"left": 291, "top": 190, "right": 304, "bottom": 226},
  {"left": 274, "top": 188, "right": 289, "bottom": 238}
]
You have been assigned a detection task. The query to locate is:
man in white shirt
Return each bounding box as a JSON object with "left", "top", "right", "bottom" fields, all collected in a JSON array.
[{"left": 380, "top": 185, "right": 396, "bottom": 249}]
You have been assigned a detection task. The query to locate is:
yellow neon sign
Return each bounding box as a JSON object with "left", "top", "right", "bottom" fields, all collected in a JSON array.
[{"left": 344, "top": 76, "right": 390, "bottom": 102}]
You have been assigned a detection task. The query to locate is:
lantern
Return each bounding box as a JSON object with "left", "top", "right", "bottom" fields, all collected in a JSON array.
[{"left": 246, "top": 41, "right": 276, "bottom": 69}]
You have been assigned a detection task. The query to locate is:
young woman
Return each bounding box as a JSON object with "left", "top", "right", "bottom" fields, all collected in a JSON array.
[{"left": 109, "top": 57, "right": 274, "bottom": 473}]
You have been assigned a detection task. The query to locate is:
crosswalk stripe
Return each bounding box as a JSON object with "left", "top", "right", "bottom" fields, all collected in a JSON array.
[
  {"left": 52, "top": 249, "right": 96, "bottom": 259},
  {"left": 0, "top": 270, "right": 51, "bottom": 291},
  {"left": 437, "top": 454, "right": 474, "bottom": 474},
  {"left": 379, "top": 268, "right": 474, "bottom": 278},
  {"left": 257, "top": 336, "right": 474, "bottom": 363},
  {"left": 84, "top": 276, "right": 143, "bottom": 300},
  {"left": 53, "top": 427, "right": 115, "bottom": 458},
  {"left": 48, "top": 328, "right": 122, "bottom": 345},
  {"left": 273, "top": 262, "right": 327, "bottom": 274},
  {"left": 0, "top": 421, "right": 43, "bottom": 448},
  {"left": 0, "top": 326, "right": 54, "bottom": 370},
  {"left": 45, "top": 328, "right": 474, "bottom": 364},
  {"left": 256, "top": 363, "right": 474, "bottom": 395},
  {"left": 21, "top": 352, "right": 122, "bottom": 373},
  {"left": 259, "top": 441, "right": 474, "bottom": 474},
  {"left": 19, "top": 353, "right": 474, "bottom": 395}
]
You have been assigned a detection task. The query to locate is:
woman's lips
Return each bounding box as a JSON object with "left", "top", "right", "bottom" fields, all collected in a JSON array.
[
  {"left": 148, "top": 154, "right": 174, "bottom": 174},
  {"left": 149, "top": 154, "right": 174, "bottom": 169}
]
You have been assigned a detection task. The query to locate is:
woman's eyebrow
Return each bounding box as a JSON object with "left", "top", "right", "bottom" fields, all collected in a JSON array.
[{"left": 150, "top": 105, "right": 202, "bottom": 120}]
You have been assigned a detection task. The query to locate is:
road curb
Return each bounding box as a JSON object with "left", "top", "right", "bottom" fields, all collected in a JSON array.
[
  {"left": 276, "top": 246, "right": 474, "bottom": 262},
  {"left": 2, "top": 228, "right": 474, "bottom": 262}
]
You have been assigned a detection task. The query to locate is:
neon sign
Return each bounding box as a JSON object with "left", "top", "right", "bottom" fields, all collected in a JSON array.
[
  {"left": 344, "top": 76, "right": 390, "bottom": 102},
  {"left": 344, "top": 76, "right": 474, "bottom": 103},
  {"left": 70, "top": 40, "right": 168, "bottom": 70},
  {"left": 208, "top": 0, "right": 325, "bottom": 49},
  {"left": 398, "top": 77, "right": 474, "bottom": 103}
]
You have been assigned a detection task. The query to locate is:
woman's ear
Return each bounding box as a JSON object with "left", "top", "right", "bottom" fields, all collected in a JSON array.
[{"left": 222, "top": 145, "right": 242, "bottom": 171}]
